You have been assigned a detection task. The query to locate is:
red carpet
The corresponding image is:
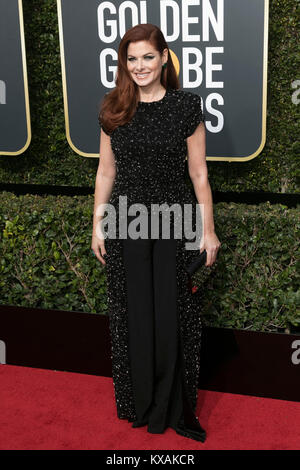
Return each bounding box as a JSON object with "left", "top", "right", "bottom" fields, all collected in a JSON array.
[{"left": 0, "top": 364, "right": 299, "bottom": 450}]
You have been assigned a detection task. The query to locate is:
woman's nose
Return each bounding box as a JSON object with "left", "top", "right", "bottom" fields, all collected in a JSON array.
[{"left": 135, "top": 60, "right": 145, "bottom": 70}]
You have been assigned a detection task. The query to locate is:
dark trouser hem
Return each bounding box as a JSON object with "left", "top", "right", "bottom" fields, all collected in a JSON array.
[
  {"left": 132, "top": 420, "right": 148, "bottom": 428},
  {"left": 147, "top": 426, "right": 166, "bottom": 434},
  {"left": 134, "top": 422, "right": 206, "bottom": 442}
]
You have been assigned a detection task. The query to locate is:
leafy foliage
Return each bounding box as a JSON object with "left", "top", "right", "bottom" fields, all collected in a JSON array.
[
  {"left": 0, "top": 192, "right": 299, "bottom": 333},
  {"left": 190, "top": 202, "right": 299, "bottom": 332},
  {"left": 0, "top": 192, "right": 107, "bottom": 314},
  {"left": 0, "top": 0, "right": 299, "bottom": 192}
]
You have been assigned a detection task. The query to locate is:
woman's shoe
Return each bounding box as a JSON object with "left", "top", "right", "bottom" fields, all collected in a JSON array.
[
  {"left": 174, "top": 423, "right": 206, "bottom": 442},
  {"left": 174, "top": 416, "right": 206, "bottom": 442}
]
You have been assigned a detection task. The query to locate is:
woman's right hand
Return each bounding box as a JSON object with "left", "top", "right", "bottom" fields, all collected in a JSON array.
[{"left": 91, "top": 232, "right": 107, "bottom": 266}]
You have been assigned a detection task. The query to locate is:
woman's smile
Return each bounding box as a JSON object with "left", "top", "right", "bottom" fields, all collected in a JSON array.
[{"left": 135, "top": 72, "right": 151, "bottom": 79}]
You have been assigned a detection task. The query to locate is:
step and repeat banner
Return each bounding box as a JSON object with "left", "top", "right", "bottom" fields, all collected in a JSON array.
[
  {"left": 0, "top": 0, "right": 31, "bottom": 155},
  {"left": 0, "top": 0, "right": 269, "bottom": 161},
  {"left": 57, "top": 0, "right": 269, "bottom": 160}
]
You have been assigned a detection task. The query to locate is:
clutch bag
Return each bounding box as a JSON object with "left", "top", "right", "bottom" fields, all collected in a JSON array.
[{"left": 186, "top": 249, "right": 207, "bottom": 277}]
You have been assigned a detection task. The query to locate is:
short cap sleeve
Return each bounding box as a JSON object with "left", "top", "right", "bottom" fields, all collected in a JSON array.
[{"left": 184, "top": 92, "right": 205, "bottom": 138}]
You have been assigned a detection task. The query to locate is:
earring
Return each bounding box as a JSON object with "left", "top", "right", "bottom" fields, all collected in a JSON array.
[{"left": 162, "top": 63, "right": 167, "bottom": 68}]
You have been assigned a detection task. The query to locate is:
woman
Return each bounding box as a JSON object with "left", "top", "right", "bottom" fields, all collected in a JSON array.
[{"left": 92, "top": 23, "right": 221, "bottom": 442}]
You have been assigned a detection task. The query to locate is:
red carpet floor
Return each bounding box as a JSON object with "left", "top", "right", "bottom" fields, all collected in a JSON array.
[{"left": 0, "top": 364, "right": 299, "bottom": 450}]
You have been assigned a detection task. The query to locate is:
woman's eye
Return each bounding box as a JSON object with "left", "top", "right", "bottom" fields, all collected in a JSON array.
[{"left": 128, "top": 56, "right": 154, "bottom": 61}]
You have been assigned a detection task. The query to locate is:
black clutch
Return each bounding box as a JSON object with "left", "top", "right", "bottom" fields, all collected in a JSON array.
[{"left": 186, "top": 249, "right": 207, "bottom": 276}]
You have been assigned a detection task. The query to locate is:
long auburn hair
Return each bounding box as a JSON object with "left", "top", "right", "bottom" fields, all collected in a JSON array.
[{"left": 98, "top": 23, "right": 180, "bottom": 135}]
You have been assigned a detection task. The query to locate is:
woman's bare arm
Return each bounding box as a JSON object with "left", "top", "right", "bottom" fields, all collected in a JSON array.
[
  {"left": 186, "top": 122, "right": 221, "bottom": 266},
  {"left": 91, "top": 129, "right": 116, "bottom": 265}
]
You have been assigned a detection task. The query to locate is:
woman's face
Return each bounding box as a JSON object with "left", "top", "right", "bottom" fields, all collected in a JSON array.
[{"left": 126, "top": 40, "right": 167, "bottom": 88}]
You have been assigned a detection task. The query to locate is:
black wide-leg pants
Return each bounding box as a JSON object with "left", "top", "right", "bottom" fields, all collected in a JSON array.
[{"left": 122, "top": 215, "right": 184, "bottom": 433}]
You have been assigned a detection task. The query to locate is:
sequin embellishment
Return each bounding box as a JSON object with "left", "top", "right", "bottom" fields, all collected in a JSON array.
[{"left": 101, "top": 88, "right": 206, "bottom": 425}]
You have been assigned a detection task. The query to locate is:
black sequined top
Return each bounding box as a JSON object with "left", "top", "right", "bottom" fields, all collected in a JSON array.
[{"left": 101, "top": 87, "right": 205, "bottom": 213}]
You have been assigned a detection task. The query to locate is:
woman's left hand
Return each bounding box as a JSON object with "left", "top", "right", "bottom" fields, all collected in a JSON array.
[{"left": 199, "top": 232, "right": 221, "bottom": 267}]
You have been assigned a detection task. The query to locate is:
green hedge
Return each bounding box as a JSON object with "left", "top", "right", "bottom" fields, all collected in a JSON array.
[
  {"left": 0, "top": 192, "right": 298, "bottom": 332},
  {"left": 0, "top": 0, "right": 299, "bottom": 193}
]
